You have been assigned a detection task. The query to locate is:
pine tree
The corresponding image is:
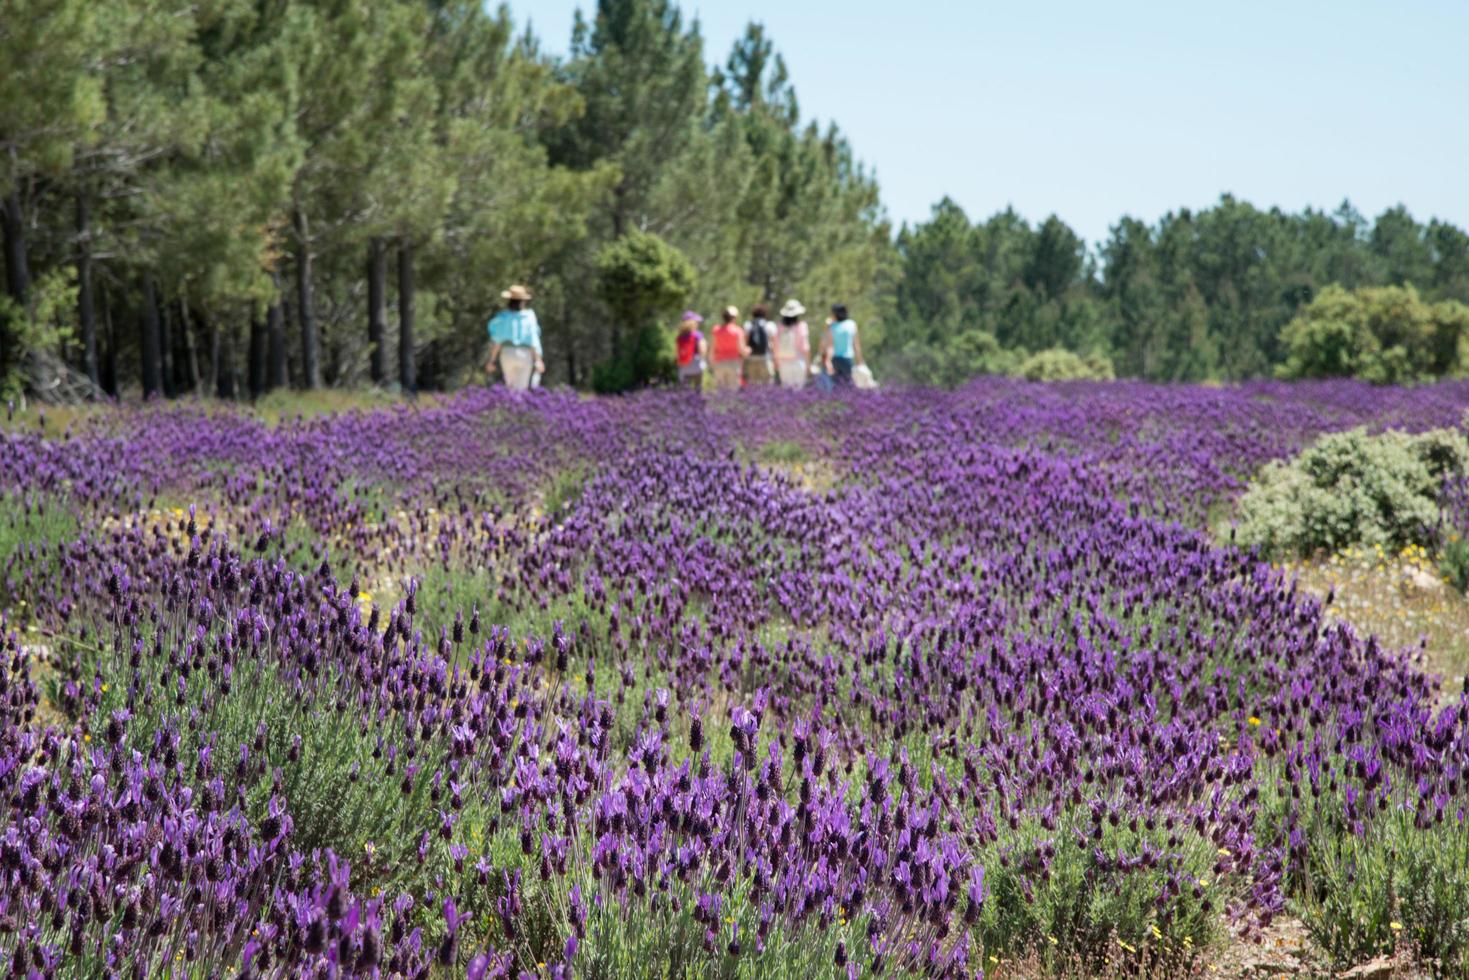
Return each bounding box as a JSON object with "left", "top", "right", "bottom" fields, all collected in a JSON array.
[{"left": 0, "top": 0, "right": 106, "bottom": 386}]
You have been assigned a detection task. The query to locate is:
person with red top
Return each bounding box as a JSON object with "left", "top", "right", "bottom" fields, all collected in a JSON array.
[
  {"left": 710, "top": 305, "right": 748, "bottom": 392},
  {"left": 675, "top": 310, "right": 707, "bottom": 389}
]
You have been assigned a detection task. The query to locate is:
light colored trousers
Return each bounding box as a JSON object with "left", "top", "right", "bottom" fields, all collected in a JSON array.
[
  {"left": 777, "top": 358, "right": 807, "bottom": 388},
  {"left": 500, "top": 346, "right": 535, "bottom": 390},
  {"left": 711, "top": 359, "right": 743, "bottom": 391},
  {"left": 744, "top": 356, "right": 772, "bottom": 384}
]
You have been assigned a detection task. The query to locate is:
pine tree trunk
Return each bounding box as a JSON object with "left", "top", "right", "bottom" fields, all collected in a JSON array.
[
  {"left": 76, "top": 190, "right": 99, "bottom": 388},
  {"left": 1, "top": 189, "right": 28, "bottom": 302},
  {"left": 368, "top": 237, "right": 387, "bottom": 384},
  {"left": 294, "top": 208, "right": 321, "bottom": 389},
  {"left": 140, "top": 277, "right": 164, "bottom": 398},
  {"left": 398, "top": 238, "right": 415, "bottom": 394},
  {"left": 216, "top": 319, "right": 236, "bottom": 400},
  {"left": 159, "top": 298, "right": 175, "bottom": 397},
  {"left": 206, "top": 310, "right": 220, "bottom": 396},
  {"left": 101, "top": 287, "right": 118, "bottom": 396},
  {"left": 248, "top": 314, "right": 266, "bottom": 399},
  {"left": 178, "top": 298, "right": 202, "bottom": 394},
  {"left": 1, "top": 188, "right": 30, "bottom": 381},
  {"left": 267, "top": 271, "right": 287, "bottom": 390}
]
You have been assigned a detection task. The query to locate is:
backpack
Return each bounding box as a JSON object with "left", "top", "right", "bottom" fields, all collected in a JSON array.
[
  {"left": 746, "top": 318, "right": 771, "bottom": 356},
  {"left": 776, "top": 322, "right": 802, "bottom": 356},
  {"left": 676, "top": 330, "right": 702, "bottom": 367}
]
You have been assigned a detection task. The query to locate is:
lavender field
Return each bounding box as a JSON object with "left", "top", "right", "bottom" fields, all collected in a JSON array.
[{"left": 2, "top": 380, "right": 1468, "bottom": 978}]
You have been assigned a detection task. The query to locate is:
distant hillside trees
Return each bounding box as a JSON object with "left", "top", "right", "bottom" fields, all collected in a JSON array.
[{"left": 879, "top": 197, "right": 1469, "bottom": 386}]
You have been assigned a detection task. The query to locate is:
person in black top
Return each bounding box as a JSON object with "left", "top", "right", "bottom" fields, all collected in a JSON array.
[{"left": 743, "top": 304, "right": 774, "bottom": 385}]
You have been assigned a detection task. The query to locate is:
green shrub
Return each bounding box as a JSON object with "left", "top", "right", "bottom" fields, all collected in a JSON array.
[
  {"left": 592, "top": 230, "right": 694, "bottom": 393},
  {"left": 1234, "top": 426, "right": 1469, "bottom": 559},
  {"left": 0, "top": 268, "right": 78, "bottom": 400},
  {"left": 1014, "top": 347, "right": 1115, "bottom": 382},
  {"left": 890, "top": 330, "right": 1019, "bottom": 387},
  {"left": 591, "top": 320, "right": 676, "bottom": 393},
  {"left": 1276, "top": 283, "right": 1469, "bottom": 384}
]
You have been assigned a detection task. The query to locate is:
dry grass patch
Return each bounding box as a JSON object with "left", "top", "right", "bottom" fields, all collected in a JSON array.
[{"left": 1281, "top": 545, "right": 1469, "bottom": 700}]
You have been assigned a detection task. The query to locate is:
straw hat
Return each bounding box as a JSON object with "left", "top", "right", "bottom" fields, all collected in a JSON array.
[
  {"left": 723, "top": 305, "right": 739, "bottom": 320},
  {"left": 501, "top": 284, "right": 533, "bottom": 301},
  {"left": 780, "top": 300, "right": 806, "bottom": 318}
]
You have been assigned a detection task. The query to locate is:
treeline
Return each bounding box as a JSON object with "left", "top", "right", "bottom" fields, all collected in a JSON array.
[
  {"left": 0, "top": 0, "right": 888, "bottom": 399},
  {"left": 882, "top": 196, "right": 1469, "bottom": 385},
  {"left": 4, "top": 1, "right": 1469, "bottom": 400}
]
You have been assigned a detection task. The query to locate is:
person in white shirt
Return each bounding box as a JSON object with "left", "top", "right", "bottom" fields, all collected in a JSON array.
[{"left": 773, "top": 300, "right": 810, "bottom": 388}]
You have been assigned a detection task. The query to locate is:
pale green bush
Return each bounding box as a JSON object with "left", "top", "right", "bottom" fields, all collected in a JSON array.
[
  {"left": 1234, "top": 426, "right": 1469, "bottom": 559},
  {"left": 1013, "top": 347, "right": 1115, "bottom": 382}
]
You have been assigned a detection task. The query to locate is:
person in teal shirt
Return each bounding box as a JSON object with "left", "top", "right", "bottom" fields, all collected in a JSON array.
[
  {"left": 485, "top": 284, "right": 544, "bottom": 390},
  {"left": 821, "top": 303, "right": 863, "bottom": 387}
]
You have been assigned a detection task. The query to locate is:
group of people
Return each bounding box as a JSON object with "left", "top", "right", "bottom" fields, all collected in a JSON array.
[
  {"left": 483, "top": 283, "right": 866, "bottom": 393},
  {"left": 674, "top": 300, "right": 865, "bottom": 391}
]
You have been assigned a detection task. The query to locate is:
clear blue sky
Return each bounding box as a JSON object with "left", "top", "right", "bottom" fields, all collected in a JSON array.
[{"left": 509, "top": 0, "right": 1469, "bottom": 245}]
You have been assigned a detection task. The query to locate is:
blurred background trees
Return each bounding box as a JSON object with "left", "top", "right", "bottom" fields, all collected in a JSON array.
[
  {"left": 882, "top": 196, "right": 1469, "bottom": 387},
  {"left": 3, "top": 0, "right": 1467, "bottom": 399}
]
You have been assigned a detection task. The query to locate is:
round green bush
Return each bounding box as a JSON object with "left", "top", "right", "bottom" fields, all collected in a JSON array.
[
  {"left": 1234, "top": 426, "right": 1469, "bottom": 559},
  {"left": 1013, "top": 347, "right": 1114, "bottom": 382}
]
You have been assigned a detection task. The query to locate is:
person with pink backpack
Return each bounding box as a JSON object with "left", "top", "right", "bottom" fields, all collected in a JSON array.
[
  {"left": 773, "top": 299, "right": 810, "bottom": 388},
  {"left": 675, "top": 310, "right": 708, "bottom": 389}
]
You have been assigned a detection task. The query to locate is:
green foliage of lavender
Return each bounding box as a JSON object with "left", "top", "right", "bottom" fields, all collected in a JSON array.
[{"left": 0, "top": 494, "right": 78, "bottom": 608}]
